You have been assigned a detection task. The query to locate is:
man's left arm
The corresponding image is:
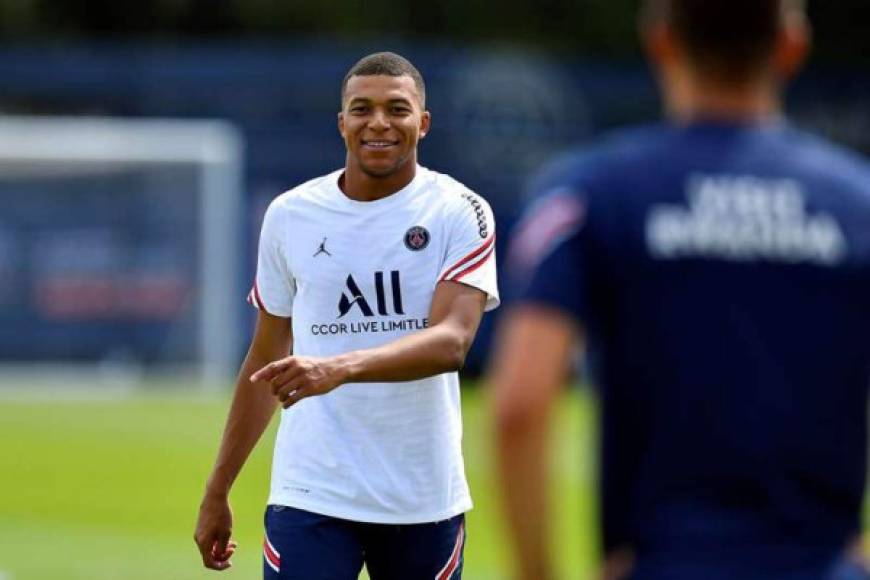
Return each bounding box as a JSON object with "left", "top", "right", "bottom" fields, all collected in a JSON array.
[{"left": 250, "top": 280, "right": 487, "bottom": 407}]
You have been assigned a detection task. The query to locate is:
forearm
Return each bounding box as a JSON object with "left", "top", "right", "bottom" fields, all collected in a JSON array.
[
  {"left": 251, "top": 284, "right": 486, "bottom": 405},
  {"left": 205, "top": 351, "right": 280, "bottom": 497},
  {"left": 336, "top": 322, "right": 471, "bottom": 383},
  {"left": 496, "top": 405, "right": 555, "bottom": 580},
  {"left": 488, "top": 306, "right": 576, "bottom": 580}
]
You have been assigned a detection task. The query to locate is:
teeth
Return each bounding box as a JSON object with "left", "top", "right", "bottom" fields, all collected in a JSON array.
[{"left": 365, "top": 141, "right": 394, "bottom": 148}]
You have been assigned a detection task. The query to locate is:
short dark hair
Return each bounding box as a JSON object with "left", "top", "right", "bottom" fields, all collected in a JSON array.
[
  {"left": 644, "top": 0, "right": 804, "bottom": 80},
  {"left": 341, "top": 52, "right": 426, "bottom": 107}
]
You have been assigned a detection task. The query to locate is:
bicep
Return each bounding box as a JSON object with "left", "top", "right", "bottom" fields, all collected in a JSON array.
[
  {"left": 249, "top": 311, "right": 293, "bottom": 362},
  {"left": 429, "top": 280, "right": 488, "bottom": 338},
  {"left": 488, "top": 304, "right": 579, "bottom": 423}
]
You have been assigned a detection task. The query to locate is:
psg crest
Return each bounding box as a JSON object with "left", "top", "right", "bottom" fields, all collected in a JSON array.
[{"left": 404, "top": 226, "right": 430, "bottom": 251}]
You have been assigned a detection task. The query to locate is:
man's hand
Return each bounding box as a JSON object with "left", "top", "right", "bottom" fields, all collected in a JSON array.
[
  {"left": 598, "top": 547, "right": 635, "bottom": 580},
  {"left": 251, "top": 355, "right": 348, "bottom": 408},
  {"left": 194, "top": 493, "right": 238, "bottom": 571},
  {"left": 193, "top": 311, "right": 288, "bottom": 571}
]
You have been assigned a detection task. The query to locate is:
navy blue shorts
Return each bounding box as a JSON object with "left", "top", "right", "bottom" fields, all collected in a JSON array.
[{"left": 262, "top": 505, "right": 465, "bottom": 580}]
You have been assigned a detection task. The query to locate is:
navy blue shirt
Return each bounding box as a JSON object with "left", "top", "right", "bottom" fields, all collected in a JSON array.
[{"left": 509, "top": 121, "right": 870, "bottom": 579}]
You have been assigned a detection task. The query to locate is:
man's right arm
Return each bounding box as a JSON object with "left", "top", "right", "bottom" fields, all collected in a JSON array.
[
  {"left": 194, "top": 310, "right": 292, "bottom": 571},
  {"left": 487, "top": 304, "right": 578, "bottom": 580}
]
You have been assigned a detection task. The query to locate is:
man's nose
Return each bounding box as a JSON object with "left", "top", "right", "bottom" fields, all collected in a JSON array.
[{"left": 368, "top": 110, "right": 390, "bottom": 130}]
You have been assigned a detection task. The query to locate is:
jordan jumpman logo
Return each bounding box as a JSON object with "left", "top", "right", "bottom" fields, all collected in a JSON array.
[{"left": 313, "top": 237, "right": 332, "bottom": 257}]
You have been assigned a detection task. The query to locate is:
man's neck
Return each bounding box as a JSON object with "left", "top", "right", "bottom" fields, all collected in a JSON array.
[
  {"left": 664, "top": 68, "right": 782, "bottom": 125},
  {"left": 341, "top": 159, "right": 417, "bottom": 202}
]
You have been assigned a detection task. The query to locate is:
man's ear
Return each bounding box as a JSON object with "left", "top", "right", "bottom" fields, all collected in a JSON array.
[
  {"left": 419, "top": 111, "right": 432, "bottom": 139},
  {"left": 774, "top": 10, "right": 811, "bottom": 81},
  {"left": 641, "top": 20, "right": 678, "bottom": 70},
  {"left": 337, "top": 111, "right": 346, "bottom": 138}
]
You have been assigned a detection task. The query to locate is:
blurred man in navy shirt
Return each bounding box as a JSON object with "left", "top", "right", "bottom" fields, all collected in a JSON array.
[{"left": 489, "top": 1, "right": 870, "bottom": 578}]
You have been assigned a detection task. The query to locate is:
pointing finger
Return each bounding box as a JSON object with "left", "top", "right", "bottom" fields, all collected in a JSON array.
[
  {"left": 250, "top": 359, "right": 288, "bottom": 383},
  {"left": 269, "top": 366, "right": 306, "bottom": 396}
]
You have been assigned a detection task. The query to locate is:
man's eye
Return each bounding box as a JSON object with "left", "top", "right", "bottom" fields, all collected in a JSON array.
[
  {"left": 392, "top": 107, "right": 411, "bottom": 115},
  {"left": 350, "top": 107, "right": 368, "bottom": 114}
]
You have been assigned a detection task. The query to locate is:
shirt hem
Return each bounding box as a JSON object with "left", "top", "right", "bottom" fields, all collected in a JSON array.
[
  {"left": 265, "top": 495, "right": 473, "bottom": 525},
  {"left": 248, "top": 299, "right": 292, "bottom": 318}
]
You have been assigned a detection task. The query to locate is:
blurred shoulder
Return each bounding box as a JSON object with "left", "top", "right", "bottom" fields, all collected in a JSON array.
[
  {"left": 782, "top": 125, "right": 870, "bottom": 196},
  {"left": 527, "top": 123, "right": 667, "bottom": 196}
]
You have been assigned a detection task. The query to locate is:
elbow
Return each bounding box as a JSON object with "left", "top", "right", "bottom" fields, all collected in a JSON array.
[
  {"left": 444, "top": 333, "right": 472, "bottom": 373},
  {"left": 492, "top": 382, "right": 550, "bottom": 439}
]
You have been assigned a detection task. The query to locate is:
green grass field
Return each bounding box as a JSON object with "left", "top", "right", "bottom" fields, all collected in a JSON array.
[{"left": 0, "top": 384, "right": 597, "bottom": 580}]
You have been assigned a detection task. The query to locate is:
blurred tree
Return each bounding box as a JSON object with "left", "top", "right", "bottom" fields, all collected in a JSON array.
[
  {"left": 807, "top": 1, "right": 870, "bottom": 66},
  {"left": 177, "top": 0, "right": 239, "bottom": 33},
  {"left": 0, "top": 0, "right": 39, "bottom": 34},
  {"left": 0, "top": 0, "right": 865, "bottom": 67},
  {"left": 33, "top": 0, "right": 162, "bottom": 35}
]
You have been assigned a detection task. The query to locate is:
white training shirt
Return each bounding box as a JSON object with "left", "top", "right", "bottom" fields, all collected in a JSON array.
[{"left": 247, "top": 165, "right": 499, "bottom": 524}]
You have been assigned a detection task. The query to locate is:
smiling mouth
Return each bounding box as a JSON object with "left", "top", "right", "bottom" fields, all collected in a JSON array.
[{"left": 362, "top": 140, "right": 398, "bottom": 149}]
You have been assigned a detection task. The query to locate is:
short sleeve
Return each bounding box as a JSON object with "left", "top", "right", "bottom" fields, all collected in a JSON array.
[
  {"left": 438, "top": 191, "right": 500, "bottom": 311},
  {"left": 247, "top": 199, "right": 295, "bottom": 317},
  {"left": 506, "top": 188, "right": 588, "bottom": 322}
]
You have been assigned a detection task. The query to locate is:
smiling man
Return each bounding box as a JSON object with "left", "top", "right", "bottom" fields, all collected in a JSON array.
[{"left": 194, "top": 52, "right": 498, "bottom": 580}]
